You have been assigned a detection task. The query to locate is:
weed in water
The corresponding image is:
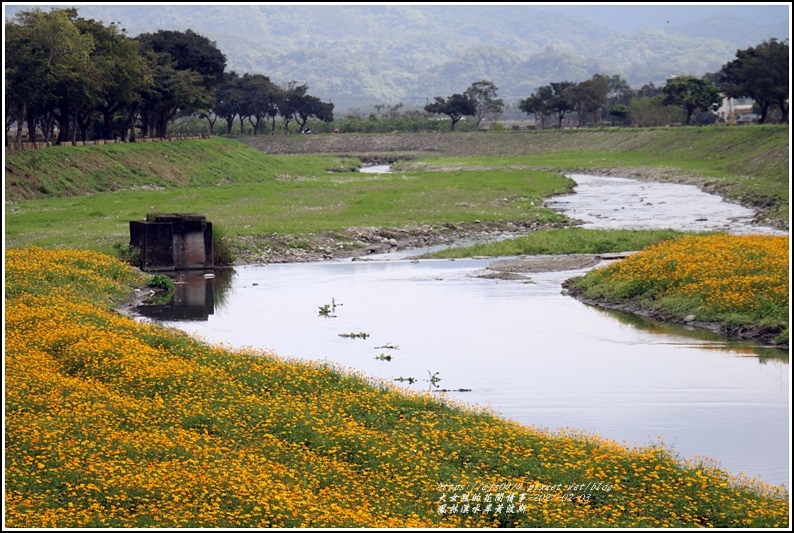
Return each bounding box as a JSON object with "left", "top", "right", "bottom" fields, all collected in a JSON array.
[
  {"left": 339, "top": 332, "right": 370, "bottom": 339},
  {"left": 426, "top": 371, "right": 442, "bottom": 389}
]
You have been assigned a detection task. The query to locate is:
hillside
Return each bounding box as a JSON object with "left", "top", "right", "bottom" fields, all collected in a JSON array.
[{"left": 4, "top": 4, "right": 788, "bottom": 108}]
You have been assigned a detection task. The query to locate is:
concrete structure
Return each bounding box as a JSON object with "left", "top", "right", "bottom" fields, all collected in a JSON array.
[{"left": 130, "top": 213, "right": 213, "bottom": 272}]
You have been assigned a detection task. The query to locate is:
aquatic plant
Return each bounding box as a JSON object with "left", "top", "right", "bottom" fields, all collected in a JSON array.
[
  {"left": 427, "top": 371, "right": 442, "bottom": 389},
  {"left": 339, "top": 332, "right": 370, "bottom": 339}
]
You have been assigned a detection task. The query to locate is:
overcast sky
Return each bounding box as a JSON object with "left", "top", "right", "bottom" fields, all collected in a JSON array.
[
  {"left": 515, "top": 3, "right": 791, "bottom": 32},
  {"left": 4, "top": 2, "right": 791, "bottom": 36}
]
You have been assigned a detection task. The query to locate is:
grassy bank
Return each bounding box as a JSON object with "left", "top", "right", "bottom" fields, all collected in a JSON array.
[
  {"left": 422, "top": 228, "right": 686, "bottom": 259},
  {"left": 564, "top": 234, "right": 789, "bottom": 346},
  {"left": 5, "top": 138, "right": 575, "bottom": 257},
  {"left": 242, "top": 126, "right": 790, "bottom": 228},
  {"left": 5, "top": 247, "right": 789, "bottom": 528}
]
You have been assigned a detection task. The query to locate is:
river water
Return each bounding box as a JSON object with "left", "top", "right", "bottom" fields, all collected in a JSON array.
[{"left": 146, "top": 172, "right": 790, "bottom": 488}]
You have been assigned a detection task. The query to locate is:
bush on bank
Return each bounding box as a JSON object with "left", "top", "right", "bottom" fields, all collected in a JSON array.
[{"left": 4, "top": 247, "right": 789, "bottom": 528}]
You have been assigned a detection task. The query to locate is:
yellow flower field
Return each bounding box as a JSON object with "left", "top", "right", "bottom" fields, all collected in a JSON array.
[
  {"left": 4, "top": 247, "right": 790, "bottom": 527},
  {"left": 569, "top": 234, "right": 789, "bottom": 344}
]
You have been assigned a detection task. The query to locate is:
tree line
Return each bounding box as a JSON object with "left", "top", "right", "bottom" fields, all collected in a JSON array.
[
  {"left": 4, "top": 8, "right": 335, "bottom": 145},
  {"left": 5, "top": 7, "right": 789, "bottom": 146},
  {"left": 427, "top": 38, "right": 788, "bottom": 131}
]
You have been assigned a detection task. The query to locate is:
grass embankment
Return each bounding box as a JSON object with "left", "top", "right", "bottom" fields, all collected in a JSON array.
[
  {"left": 4, "top": 137, "right": 574, "bottom": 257},
  {"left": 244, "top": 126, "right": 790, "bottom": 229},
  {"left": 5, "top": 247, "right": 789, "bottom": 528},
  {"left": 565, "top": 234, "right": 789, "bottom": 345}
]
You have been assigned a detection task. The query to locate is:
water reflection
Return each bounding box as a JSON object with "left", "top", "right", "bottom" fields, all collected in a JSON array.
[
  {"left": 593, "top": 306, "right": 789, "bottom": 361},
  {"left": 135, "top": 268, "right": 236, "bottom": 321}
]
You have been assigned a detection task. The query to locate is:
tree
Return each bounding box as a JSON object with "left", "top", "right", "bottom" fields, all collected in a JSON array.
[
  {"left": 277, "top": 81, "right": 308, "bottom": 134},
  {"left": 136, "top": 29, "right": 226, "bottom": 137},
  {"left": 519, "top": 82, "right": 574, "bottom": 129},
  {"left": 604, "top": 74, "right": 634, "bottom": 107},
  {"left": 718, "top": 39, "right": 789, "bottom": 124},
  {"left": 5, "top": 8, "right": 94, "bottom": 144},
  {"left": 292, "top": 94, "right": 334, "bottom": 132},
  {"left": 238, "top": 73, "right": 281, "bottom": 135},
  {"left": 662, "top": 76, "right": 720, "bottom": 125},
  {"left": 212, "top": 71, "right": 243, "bottom": 135},
  {"left": 74, "top": 17, "right": 151, "bottom": 140},
  {"left": 518, "top": 94, "right": 549, "bottom": 129},
  {"left": 607, "top": 104, "right": 630, "bottom": 126},
  {"left": 424, "top": 93, "right": 477, "bottom": 131},
  {"left": 636, "top": 82, "right": 663, "bottom": 98},
  {"left": 568, "top": 74, "right": 610, "bottom": 127},
  {"left": 464, "top": 80, "right": 504, "bottom": 128},
  {"left": 629, "top": 95, "right": 683, "bottom": 127},
  {"left": 137, "top": 50, "right": 207, "bottom": 138}
]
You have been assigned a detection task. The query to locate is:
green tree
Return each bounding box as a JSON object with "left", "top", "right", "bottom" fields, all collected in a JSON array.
[
  {"left": 718, "top": 38, "right": 789, "bottom": 124},
  {"left": 5, "top": 8, "right": 94, "bottom": 144},
  {"left": 464, "top": 80, "right": 504, "bottom": 128},
  {"left": 424, "top": 93, "right": 477, "bottom": 131},
  {"left": 5, "top": 13, "right": 54, "bottom": 144},
  {"left": 136, "top": 29, "right": 226, "bottom": 138},
  {"left": 238, "top": 73, "right": 280, "bottom": 135},
  {"left": 277, "top": 81, "right": 308, "bottom": 134},
  {"left": 293, "top": 94, "right": 334, "bottom": 132},
  {"left": 568, "top": 74, "right": 610, "bottom": 127},
  {"left": 662, "top": 76, "right": 720, "bottom": 125},
  {"left": 607, "top": 104, "right": 630, "bottom": 126},
  {"left": 520, "top": 82, "right": 574, "bottom": 129},
  {"left": 518, "top": 94, "right": 549, "bottom": 129},
  {"left": 74, "top": 17, "right": 151, "bottom": 140},
  {"left": 211, "top": 71, "right": 243, "bottom": 135},
  {"left": 604, "top": 74, "right": 634, "bottom": 107},
  {"left": 629, "top": 95, "right": 683, "bottom": 127}
]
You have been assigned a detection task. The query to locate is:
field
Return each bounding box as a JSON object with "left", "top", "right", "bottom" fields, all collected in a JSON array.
[{"left": 4, "top": 247, "right": 789, "bottom": 527}]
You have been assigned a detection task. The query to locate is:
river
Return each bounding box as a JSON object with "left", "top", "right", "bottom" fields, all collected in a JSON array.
[{"left": 142, "top": 171, "right": 790, "bottom": 488}]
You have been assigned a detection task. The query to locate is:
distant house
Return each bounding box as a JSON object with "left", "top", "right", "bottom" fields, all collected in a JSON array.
[{"left": 715, "top": 96, "right": 757, "bottom": 124}]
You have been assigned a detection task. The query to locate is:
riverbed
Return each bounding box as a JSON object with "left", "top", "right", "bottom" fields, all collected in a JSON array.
[{"left": 143, "top": 172, "right": 789, "bottom": 488}]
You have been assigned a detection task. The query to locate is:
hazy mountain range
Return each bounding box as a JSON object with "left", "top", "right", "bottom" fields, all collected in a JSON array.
[{"left": 4, "top": 4, "right": 790, "bottom": 111}]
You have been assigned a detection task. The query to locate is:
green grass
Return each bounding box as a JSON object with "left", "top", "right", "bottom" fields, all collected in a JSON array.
[
  {"left": 5, "top": 162, "right": 574, "bottom": 255},
  {"left": 4, "top": 137, "right": 361, "bottom": 201},
  {"left": 423, "top": 228, "right": 688, "bottom": 259}
]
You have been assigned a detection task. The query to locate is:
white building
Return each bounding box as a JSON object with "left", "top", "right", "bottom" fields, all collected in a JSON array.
[{"left": 715, "top": 96, "right": 757, "bottom": 124}]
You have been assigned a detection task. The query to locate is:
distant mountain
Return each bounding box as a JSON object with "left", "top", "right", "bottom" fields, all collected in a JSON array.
[{"left": 4, "top": 4, "right": 789, "bottom": 111}]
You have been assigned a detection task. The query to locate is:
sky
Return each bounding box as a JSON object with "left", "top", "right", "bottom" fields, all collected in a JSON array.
[{"left": 536, "top": 3, "right": 791, "bottom": 31}]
